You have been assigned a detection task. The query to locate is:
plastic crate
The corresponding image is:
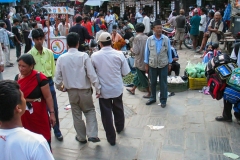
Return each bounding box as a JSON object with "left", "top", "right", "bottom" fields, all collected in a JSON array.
[
  {"left": 167, "top": 80, "right": 188, "bottom": 92},
  {"left": 188, "top": 77, "right": 207, "bottom": 90}
]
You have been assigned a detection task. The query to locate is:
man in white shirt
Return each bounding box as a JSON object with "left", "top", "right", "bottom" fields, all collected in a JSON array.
[
  {"left": 135, "top": 9, "right": 143, "bottom": 23},
  {"left": 96, "top": 24, "right": 107, "bottom": 41},
  {"left": 58, "top": 19, "right": 70, "bottom": 36},
  {"left": 105, "top": 11, "right": 114, "bottom": 33},
  {"left": 0, "top": 80, "right": 54, "bottom": 160},
  {"left": 54, "top": 32, "right": 101, "bottom": 144},
  {"left": 0, "top": 43, "right": 4, "bottom": 80},
  {"left": 198, "top": 8, "right": 207, "bottom": 47},
  {"left": 91, "top": 32, "right": 130, "bottom": 146},
  {"left": 142, "top": 12, "right": 150, "bottom": 34}
]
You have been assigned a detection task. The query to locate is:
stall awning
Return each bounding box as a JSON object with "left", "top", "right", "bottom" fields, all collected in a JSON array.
[
  {"left": 0, "top": 0, "right": 19, "bottom": 3},
  {"left": 84, "top": 0, "right": 106, "bottom": 6}
]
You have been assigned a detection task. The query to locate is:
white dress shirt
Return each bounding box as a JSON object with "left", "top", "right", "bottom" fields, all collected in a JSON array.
[
  {"left": 105, "top": 15, "right": 113, "bottom": 25},
  {"left": 143, "top": 16, "right": 151, "bottom": 34},
  {"left": 91, "top": 46, "right": 130, "bottom": 99},
  {"left": 54, "top": 48, "right": 101, "bottom": 94},
  {"left": 58, "top": 22, "right": 70, "bottom": 36},
  {"left": 199, "top": 14, "right": 207, "bottom": 32}
]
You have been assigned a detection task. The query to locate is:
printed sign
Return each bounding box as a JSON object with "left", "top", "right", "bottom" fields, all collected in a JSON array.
[
  {"left": 50, "top": 37, "right": 67, "bottom": 59},
  {"left": 43, "top": 7, "right": 74, "bottom": 15}
]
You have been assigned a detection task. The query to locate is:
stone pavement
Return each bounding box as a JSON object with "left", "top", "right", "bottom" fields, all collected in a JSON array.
[{"left": 3, "top": 45, "right": 240, "bottom": 160}]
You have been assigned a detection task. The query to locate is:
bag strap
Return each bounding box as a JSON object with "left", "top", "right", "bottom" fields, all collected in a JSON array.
[{"left": 36, "top": 72, "right": 40, "bottom": 85}]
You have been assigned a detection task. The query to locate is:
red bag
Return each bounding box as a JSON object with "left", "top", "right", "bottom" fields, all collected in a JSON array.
[{"left": 208, "top": 74, "right": 226, "bottom": 100}]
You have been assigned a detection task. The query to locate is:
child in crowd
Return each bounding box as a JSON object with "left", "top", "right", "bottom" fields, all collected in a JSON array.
[
  {"left": 200, "top": 43, "right": 212, "bottom": 58},
  {"left": 202, "top": 43, "right": 221, "bottom": 64}
]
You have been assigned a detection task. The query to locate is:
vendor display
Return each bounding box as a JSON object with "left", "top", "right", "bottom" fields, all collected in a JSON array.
[{"left": 185, "top": 62, "right": 207, "bottom": 90}]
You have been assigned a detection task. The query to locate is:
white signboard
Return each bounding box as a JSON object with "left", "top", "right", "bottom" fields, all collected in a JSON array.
[
  {"left": 43, "top": 7, "right": 74, "bottom": 15},
  {"left": 50, "top": 37, "right": 67, "bottom": 59},
  {"left": 196, "top": 0, "right": 201, "bottom": 7}
]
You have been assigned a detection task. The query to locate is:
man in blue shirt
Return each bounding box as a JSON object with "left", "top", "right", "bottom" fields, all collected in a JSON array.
[
  {"left": 168, "top": 46, "right": 180, "bottom": 76},
  {"left": 144, "top": 20, "right": 172, "bottom": 107},
  {"left": 190, "top": 10, "right": 201, "bottom": 51}
]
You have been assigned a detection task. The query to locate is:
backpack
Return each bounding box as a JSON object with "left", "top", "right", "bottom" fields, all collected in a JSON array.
[
  {"left": 227, "top": 68, "right": 240, "bottom": 91},
  {"left": 215, "top": 63, "right": 238, "bottom": 80},
  {"left": 205, "top": 53, "right": 231, "bottom": 77},
  {"left": 223, "top": 86, "right": 240, "bottom": 104},
  {"left": 208, "top": 74, "right": 226, "bottom": 100},
  {"left": 210, "top": 19, "right": 224, "bottom": 41}
]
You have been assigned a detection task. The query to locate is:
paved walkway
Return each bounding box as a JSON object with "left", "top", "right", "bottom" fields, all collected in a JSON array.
[{"left": 3, "top": 45, "right": 240, "bottom": 160}]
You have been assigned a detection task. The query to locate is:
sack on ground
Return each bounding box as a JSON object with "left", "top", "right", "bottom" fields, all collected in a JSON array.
[
  {"left": 223, "top": 87, "right": 240, "bottom": 104},
  {"left": 227, "top": 68, "right": 240, "bottom": 91},
  {"left": 208, "top": 74, "right": 226, "bottom": 100}
]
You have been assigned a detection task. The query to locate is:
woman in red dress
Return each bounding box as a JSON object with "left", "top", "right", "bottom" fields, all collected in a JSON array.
[
  {"left": 82, "top": 17, "right": 93, "bottom": 36},
  {"left": 15, "top": 54, "right": 56, "bottom": 148}
]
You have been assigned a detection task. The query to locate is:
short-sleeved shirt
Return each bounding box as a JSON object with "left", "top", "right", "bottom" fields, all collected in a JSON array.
[
  {"left": 175, "top": 15, "right": 186, "bottom": 29},
  {"left": 190, "top": 15, "right": 201, "bottom": 35},
  {"left": 12, "top": 26, "right": 21, "bottom": 43},
  {"left": 168, "top": 16, "right": 177, "bottom": 28},
  {"left": 28, "top": 46, "right": 56, "bottom": 78},
  {"left": 132, "top": 33, "right": 148, "bottom": 71},
  {"left": 91, "top": 46, "right": 130, "bottom": 99}
]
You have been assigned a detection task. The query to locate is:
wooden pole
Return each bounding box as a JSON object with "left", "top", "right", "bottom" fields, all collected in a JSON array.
[
  {"left": 48, "top": 14, "right": 50, "bottom": 49},
  {"left": 66, "top": 13, "right": 69, "bottom": 35}
]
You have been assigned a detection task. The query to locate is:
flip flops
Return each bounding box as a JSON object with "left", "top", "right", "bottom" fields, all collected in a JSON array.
[{"left": 126, "top": 89, "right": 135, "bottom": 95}]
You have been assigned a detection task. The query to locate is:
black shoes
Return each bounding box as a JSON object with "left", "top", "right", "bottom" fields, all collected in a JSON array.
[
  {"left": 88, "top": 137, "right": 100, "bottom": 143},
  {"left": 108, "top": 140, "right": 116, "bottom": 146},
  {"left": 161, "top": 104, "right": 166, "bottom": 108},
  {"left": 56, "top": 135, "right": 63, "bottom": 141},
  {"left": 75, "top": 136, "right": 87, "bottom": 144},
  {"left": 146, "top": 100, "right": 156, "bottom": 105},
  {"left": 215, "top": 116, "right": 232, "bottom": 122}
]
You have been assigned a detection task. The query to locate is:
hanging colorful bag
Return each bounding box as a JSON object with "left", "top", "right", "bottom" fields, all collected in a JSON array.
[{"left": 227, "top": 68, "right": 240, "bottom": 92}]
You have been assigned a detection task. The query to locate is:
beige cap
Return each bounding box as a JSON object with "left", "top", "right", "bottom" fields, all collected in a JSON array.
[{"left": 98, "top": 32, "right": 112, "bottom": 42}]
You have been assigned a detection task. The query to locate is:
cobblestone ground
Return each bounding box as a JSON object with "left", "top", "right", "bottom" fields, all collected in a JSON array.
[{"left": 3, "top": 45, "right": 240, "bottom": 160}]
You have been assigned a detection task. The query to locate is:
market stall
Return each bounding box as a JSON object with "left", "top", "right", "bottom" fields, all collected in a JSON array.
[{"left": 42, "top": 6, "right": 74, "bottom": 59}]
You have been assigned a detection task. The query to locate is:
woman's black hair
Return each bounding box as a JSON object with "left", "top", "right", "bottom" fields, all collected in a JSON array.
[
  {"left": 17, "top": 54, "right": 36, "bottom": 66},
  {"left": 31, "top": 22, "right": 37, "bottom": 28}
]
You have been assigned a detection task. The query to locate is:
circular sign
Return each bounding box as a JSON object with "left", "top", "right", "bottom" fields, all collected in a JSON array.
[{"left": 51, "top": 39, "right": 64, "bottom": 54}]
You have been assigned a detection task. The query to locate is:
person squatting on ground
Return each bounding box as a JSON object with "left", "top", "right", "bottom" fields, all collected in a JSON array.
[
  {"left": 126, "top": 23, "right": 151, "bottom": 98},
  {"left": 28, "top": 28, "right": 63, "bottom": 141},
  {"left": 91, "top": 32, "right": 130, "bottom": 146},
  {"left": 0, "top": 80, "right": 54, "bottom": 160},
  {"left": 54, "top": 32, "right": 101, "bottom": 144}
]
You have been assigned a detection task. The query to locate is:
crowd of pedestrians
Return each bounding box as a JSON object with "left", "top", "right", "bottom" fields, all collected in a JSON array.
[{"left": 0, "top": 2, "right": 236, "bottom": 159}]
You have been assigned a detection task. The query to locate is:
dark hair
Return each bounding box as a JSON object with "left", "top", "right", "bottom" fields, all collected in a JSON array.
[
  {"left": 32, "top": 28, "right": 45, "bottom": 39},
  {"left": 0, "top": 22, "right": 6, "bottom": 28},
  {"left": 67, "top": 32, "right": 79, "bottom": 48},
  {"left": 201, "top": 8, "right": 207, "bottom": 14},
  {"left": 22, "top": 15, "right": 27, "bottom": 19},
  {"left": 101, "top": 40, "right": 112, "bottom": 46},
  {"left": 31, "top": 22, "right": 37, "bottom": 28},
  {"left": 0, "top": 80, "right": 22, "bottom": 122},
  {"left": 17, "top": 54, "right": 36, "bottom": 66},
  {"left": 76, "top": 16, "right": 82, "bottom": 23},
  {"left": 13, "top": 19, "right": 19, "bottom": 24},
  {"left": 209, "top": 11, "right": 215, "bottom": 18},
  {"left": 135, "top": 23, "right": 145, "bottom": 32},
  {"left": 113, "top": 24, "right": 117, "bottom": 29},
  {"left": 172, "top": 12, "right": 177, "bottom": 16},
  {"left": 84, "top": 17, "right": 88, "bottom": 23}
]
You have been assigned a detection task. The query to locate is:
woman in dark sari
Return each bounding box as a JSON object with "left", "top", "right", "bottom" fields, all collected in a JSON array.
[{"left": 15, "top": 54, "right": 56, "bottom": 147}]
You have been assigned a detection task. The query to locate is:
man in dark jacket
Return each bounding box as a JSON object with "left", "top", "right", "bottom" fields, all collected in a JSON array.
[{"left": 69, "top": 16, "right": 93, "bottom": 51}]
